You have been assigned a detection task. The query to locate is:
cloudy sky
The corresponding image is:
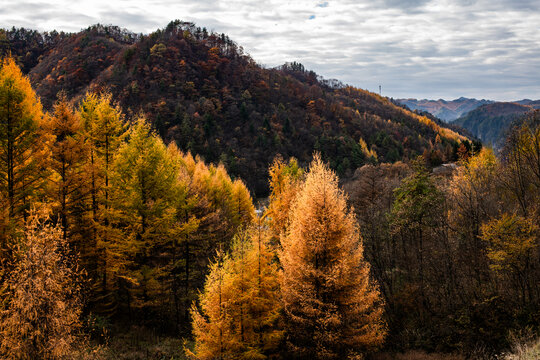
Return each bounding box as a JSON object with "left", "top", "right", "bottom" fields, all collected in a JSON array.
[{"left": 1, "top": 0, "right": 539, "bottom": 100}]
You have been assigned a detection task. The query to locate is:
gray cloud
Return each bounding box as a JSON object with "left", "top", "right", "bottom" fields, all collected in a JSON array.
[
  {"left": 0, "top": 0, "right": 538, "bottom": 100},
  {"left": 381, "top": 0, "right": 432, "bottom": 11}
]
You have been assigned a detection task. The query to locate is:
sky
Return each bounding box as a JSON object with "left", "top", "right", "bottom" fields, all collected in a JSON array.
[{"left": 1, "top": 0, "right": 539, "bottom": 101}]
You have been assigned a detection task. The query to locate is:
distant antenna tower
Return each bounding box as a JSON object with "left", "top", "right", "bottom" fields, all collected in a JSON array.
[{"left": 379, "top": 85, "right": 381, "bottom": 96}]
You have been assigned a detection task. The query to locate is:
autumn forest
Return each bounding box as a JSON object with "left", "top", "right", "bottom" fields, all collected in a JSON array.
[{"left": 0, "top": 22, "right": 539, "bottom": 360}]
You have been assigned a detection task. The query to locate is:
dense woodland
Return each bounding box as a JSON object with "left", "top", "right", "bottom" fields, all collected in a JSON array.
[{"left": 0, "top": 22, "right": 539, "bottom": 360}]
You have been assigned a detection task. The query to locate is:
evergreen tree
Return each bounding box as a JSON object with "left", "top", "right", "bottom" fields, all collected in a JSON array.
[{"left": 280, "top": 155, "right": 386, "bottom": 360}]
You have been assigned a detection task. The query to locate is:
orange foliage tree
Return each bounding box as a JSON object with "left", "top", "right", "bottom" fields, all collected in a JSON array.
[
  {"left": 44, "top": 93, "right": 89, "bottom": 242},
  {"left": 280, "top": 155, "right": 386, "bottom": 359}
]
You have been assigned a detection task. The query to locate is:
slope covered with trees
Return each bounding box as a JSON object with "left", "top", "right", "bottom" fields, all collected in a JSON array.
[
  {"left": 2, "top": 22, "right": 466, "bottom": 194},
  {"left": 451, "top": 102, "right": 533, "bottom": 148},
  {"left": 343, "top": 111, "right": 540, "bottom": 354},
  {"left": 1, "top": 29, "right": 539, "bottom": 359}
]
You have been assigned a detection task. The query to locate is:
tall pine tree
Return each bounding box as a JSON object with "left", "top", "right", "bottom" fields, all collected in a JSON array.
[
  {"left": 109, "top": 116, "right": 179, "bottom": 318},
  {"left": 0, "top": 56, "right": 51, "bottom": 302}
]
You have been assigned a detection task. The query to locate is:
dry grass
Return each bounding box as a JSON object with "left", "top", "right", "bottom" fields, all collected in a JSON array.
[
  {"left": 73, "top": 326, "right": 187, "bottom": 360},
  {"left": 503, "top": 338, "right": 540, "bottom": 360}
]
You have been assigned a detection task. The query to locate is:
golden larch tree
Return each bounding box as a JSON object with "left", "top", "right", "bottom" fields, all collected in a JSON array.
[
  {"left": 0, "top": 56, "right": 51, "bottom": 311},
  {"left": 109, "top": 116, "right": 179, "bottom": 315},
  {"left": 0, "top": 56, "right": 50, "bottom": 229},
  {"left": 0, "top": 209, "right": 83, "bottom": 359},
  {"left": 189, "top": 225, "right": 282, "bottom": 359},
  {"left": 264, "top": 157, "right": 303, "bottom": 246},
  {"left": 183, "top": 153, "right": 256, "bottom": 319},
  {"left": 188, "top": 249, "right": 233, "bottom": 360},
  {"left": 44, "top": 93, "right": 89, "bottom": 242},
  {"left": 280, "top": 155, "right": 386, "bottom": 360},
  {"left": 77, "top": 91, "right": 126, "bottom": 316}
]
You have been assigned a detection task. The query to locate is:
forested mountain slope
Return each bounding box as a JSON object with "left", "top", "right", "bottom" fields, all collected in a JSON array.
[
  {"left": 2, "top": 22, "right": 467, "bottom": 194},
  {"left": 452, "top": 102, "right": 532, "bottom": 148}
]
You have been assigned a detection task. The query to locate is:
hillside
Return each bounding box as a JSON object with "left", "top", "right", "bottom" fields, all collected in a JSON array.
[
  {"left": 451, "top": 102, "right": 532, "bottom": 148},
  {"left": 2, "top": 22, "right": 466, "bottom": 195},
  {"left": 397, "top": 97, "right": 493, "bottom": 122},
  {"left": 0, "top": 27, "right": 70, "bottom": 73}
]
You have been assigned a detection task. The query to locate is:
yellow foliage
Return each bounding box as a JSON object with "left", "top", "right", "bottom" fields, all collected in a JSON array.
[
  {"left": 481, "top": 213, "right": 538, "bottom": 273},
  {"left": 359, "top": 137, "right": 378, "bottom": 160},
  {"left": 0, "top": 56, "right": 51, "bottom": 222},
  {"left": 448, "top": 148, "right": 499, "bottom": 236},
  {"left": 189, "top": 226, "right": 282, "bottom": 359}
]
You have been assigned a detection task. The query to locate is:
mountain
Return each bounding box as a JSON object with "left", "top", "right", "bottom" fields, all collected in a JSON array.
[
  {"left": 451, "top": 102, "right": 532, "bottom": 148},
  {"left": 397, "top": 97, "right": 494, "bottom": 122},
  {"left": 515, "top": 99, "right": 540, "bottom": 108},
  {"left": 1, "top": 22, "right": 467, "bottom": 195}
]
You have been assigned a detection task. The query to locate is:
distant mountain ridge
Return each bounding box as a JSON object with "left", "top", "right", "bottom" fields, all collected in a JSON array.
[
  {"left": 397, "top": 97, "right": 494, "bottom": 122},
  {"left": 515, "top": 99, "right": 540, "bottom": 109}
]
